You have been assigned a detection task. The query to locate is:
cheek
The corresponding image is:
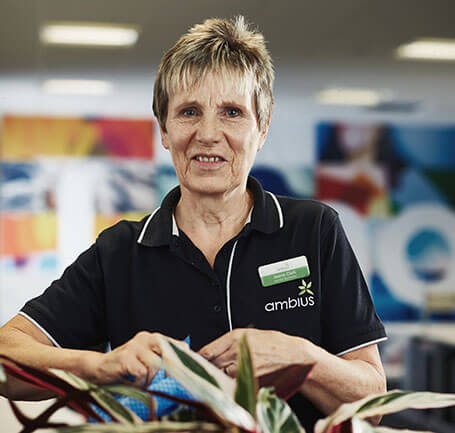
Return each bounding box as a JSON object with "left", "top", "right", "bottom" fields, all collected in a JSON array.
[
  {"left": 241, "top": 132, "right": 262, "bottom": 157},
  {"left": 167, "top": 131, "right": 190, "bottom": 153}
]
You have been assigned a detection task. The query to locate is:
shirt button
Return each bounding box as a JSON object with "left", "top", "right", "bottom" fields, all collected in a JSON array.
[{"left": 213, "top": 305, "right": 222, "bottom": 313}]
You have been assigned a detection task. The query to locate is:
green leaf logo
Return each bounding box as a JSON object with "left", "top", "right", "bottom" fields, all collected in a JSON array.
[{"left": 298, "top": 280, "right": 314, "bottom": 296}]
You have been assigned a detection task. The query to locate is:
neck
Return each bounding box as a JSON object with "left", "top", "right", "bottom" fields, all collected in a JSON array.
[{"left": 175, "top": 184, "right": 253, "bottom": 238}]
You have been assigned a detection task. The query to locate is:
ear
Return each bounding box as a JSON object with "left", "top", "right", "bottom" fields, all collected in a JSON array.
[
  {"left": 159, "top": 123, "right": 169, "bottom": 150},
  {"left": 257, "top": 115, "right": 271, "bottom": 151}
]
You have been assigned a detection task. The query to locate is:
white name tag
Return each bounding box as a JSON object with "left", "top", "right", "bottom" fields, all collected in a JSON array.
[{"left": 258, "top": 256, "right": 310, "bottom": 287}]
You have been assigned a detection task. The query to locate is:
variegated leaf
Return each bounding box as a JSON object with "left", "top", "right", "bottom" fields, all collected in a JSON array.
[
  {"left": 103, "top": 385, "right": 152, "bottom": 410},
  {"left": 350, "top": 417, "right": 433, "bottom": 433},
  {"left": 256, "top": 387, "right": 305, "bottom": 433},
  {"left": 168, "top": 341, "right": 220, "bottom": 389},
  {"left": 158, "top": 337, "right": 234, "bottom": 394},
  {"left": 316, "top": 390, "right": 455, "bottom": 433},
  {"left": 258, "top": 363, "right": 314, "bottom": 401},
  {"left": 50, "top": 369, "right": 92, "bottom": 390},
  {"left": 156, "top": 336, "right": 257, "bottom": 432},
  {"left": 52, "top": 420, "right": 225, "bottom": 432},
  {"left": 51, "top": 369, "right": 141, "bottom": 425},
  {"left": 234, "top": 334, "right": 257, "bottom": 418},
  {"left": 91, "top": 387, "right": 142, "bottom": 424}
]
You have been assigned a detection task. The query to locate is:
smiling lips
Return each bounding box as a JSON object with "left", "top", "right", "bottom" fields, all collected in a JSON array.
[
  {"left": 192, "top": 154, "right": 226, "bottom": 169},
  {"left": 194, "top": 155, "right": 225, "bottom": 162}
]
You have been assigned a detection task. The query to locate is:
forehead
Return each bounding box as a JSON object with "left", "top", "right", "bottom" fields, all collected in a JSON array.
[{"left": 168, "top": 69, "right": 255, "bottom": 107}]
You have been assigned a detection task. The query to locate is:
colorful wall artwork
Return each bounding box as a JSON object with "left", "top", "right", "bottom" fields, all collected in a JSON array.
[
  {"left": 316, "top": 122, "right": 455, "bottom": 323},
  {"left": 0, "top": 115, "right": 156, "bottom": 324},
  {"left": 2, "top": 115, "right": 155, "bottom": 159}
]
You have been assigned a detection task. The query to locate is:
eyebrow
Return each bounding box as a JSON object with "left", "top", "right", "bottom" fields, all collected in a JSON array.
[
  {"left": 172, "top": 100, "right": 248, "bottom": 112},
  {"left": 172, "top": 101, "right": 198, "bottom": 113}
]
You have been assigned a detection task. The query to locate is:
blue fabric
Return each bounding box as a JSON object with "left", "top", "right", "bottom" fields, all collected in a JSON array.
[{"left": 91, "top": 336, "right": 196, "bottom": 422}]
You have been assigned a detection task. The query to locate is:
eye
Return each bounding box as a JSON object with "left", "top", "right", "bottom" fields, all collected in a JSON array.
[
  {"left": 226, "top": 107, "right": 241, "bottom": 117},
  {"left": 182, "top": 108, "right": 197, "bottom": 117}
]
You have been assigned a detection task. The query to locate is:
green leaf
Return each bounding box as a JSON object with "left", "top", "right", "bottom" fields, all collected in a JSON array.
[
  {"left": 104, "top": 385, "right": 153, "bottom": 410},
  {"left": 168, "top": 341, "right": 220, "bottom": 389},
  {"left": 307, "top": 282, "right": 312, "bottom": 289},
  {"left": 52, "top": 420, "right": 225, "bottom": 432},
  {"left": 234, "top": 334, "right": 257, "bottom": 418},
  {"left": 306, "top": 289, "right": 314, "bottom": 295},
  {"left": 256, "top": 387, "right": 305, "bottom": 433}
]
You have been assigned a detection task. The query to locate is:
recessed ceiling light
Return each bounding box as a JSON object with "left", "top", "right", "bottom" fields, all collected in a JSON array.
[
  {"left": 40, "top": 22, "right": 139, "bottom": 47},
  {"left": 315, "top": 88, "right": 381, "bottom": 106},
  {"left": 42, "top": 79, "right": 113, "bottom": 95},
  {"left": 396, "top": 38, "right": 455, "bottom": 61}
]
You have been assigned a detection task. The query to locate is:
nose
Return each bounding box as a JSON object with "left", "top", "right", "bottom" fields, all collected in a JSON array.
[{"left": 195, "top": 113, "right": 221, "bottom": 145}]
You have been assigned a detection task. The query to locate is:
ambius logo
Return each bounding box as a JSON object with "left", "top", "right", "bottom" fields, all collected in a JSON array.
[{"left": 264, "top": 279, "right": 315, "bottom": 312}]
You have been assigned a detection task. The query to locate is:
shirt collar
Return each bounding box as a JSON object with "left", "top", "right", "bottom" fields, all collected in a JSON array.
[{"left": 137, "top": 176, "right": 284, "bottom": 247}]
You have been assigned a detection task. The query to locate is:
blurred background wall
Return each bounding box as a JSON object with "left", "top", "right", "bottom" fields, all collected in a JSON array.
[{"left": 1, "top": 0, "right": 455, "bottom": 431}]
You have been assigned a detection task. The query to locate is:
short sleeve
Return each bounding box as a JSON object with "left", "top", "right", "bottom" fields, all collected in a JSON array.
[
  {"left": 320, "top": 215, "right": 386, "bottom": 355},
  {"left": 20, "top": 241, "right": 107, "bottom": 349}
]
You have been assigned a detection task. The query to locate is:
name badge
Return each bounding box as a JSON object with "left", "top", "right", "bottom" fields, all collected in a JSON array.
[{"left": 258, "top": 256, "right": 310, "bottom": 287}]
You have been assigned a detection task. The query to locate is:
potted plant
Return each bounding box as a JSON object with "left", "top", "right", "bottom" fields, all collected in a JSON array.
[{"left": 1, "top": 334, "right": 455, "bottom": 433}]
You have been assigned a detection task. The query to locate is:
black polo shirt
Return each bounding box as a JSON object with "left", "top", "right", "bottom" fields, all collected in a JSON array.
[{"left": 21, "top": 176, "right": 386, "bottom": 431}]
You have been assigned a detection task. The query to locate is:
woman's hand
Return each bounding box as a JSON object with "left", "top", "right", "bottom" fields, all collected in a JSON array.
[
  {"left": 88, "top": 331, "right": 186, "bottom": 388},
  {"left": 198, "top": 328, "right": 309, "bottom": 379}
]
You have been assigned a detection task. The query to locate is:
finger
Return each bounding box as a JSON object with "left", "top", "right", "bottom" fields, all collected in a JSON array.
[
  {"left": 198, "top": 332, "right": 235, "bottom": 361},
  {"left": 207, "top": 346, "right": 238, "bottom": 368},
  {"left": 119, "top": 359, "right": 149, "bottom": 388},
  {"left": 137, "top": 350, "right": 162, "bottom": 387},
  {"left": 140, "top": 333, "right": 188, "bottom": 358},
  {"left": 224, "top": 363, "right": 238, "bottom": 377}
]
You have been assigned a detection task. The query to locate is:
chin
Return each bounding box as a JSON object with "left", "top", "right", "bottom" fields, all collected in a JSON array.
[{"left": 183, "top": 177, "right": 238, "bottom": 196}]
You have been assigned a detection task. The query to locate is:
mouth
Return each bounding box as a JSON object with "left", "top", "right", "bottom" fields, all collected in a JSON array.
[
  {"left": 191, "top": 154, "right": 227, "bottom": 170},
  {"left": 193, "top": 154, "right": 226, "bottom": 163}
]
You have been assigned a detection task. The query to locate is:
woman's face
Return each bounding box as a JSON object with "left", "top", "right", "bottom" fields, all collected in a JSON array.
[{"left": 160, "top": 71, "right": 268, "bottom": 197}]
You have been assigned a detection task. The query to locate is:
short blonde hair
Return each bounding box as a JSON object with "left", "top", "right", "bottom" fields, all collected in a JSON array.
[{"left": 153, "top": 16, "right": 274, "bottom": 132}]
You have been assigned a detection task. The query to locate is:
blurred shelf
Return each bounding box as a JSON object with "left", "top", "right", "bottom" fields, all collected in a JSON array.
[
  {"left": 383, "top": 410, "right": 455, "bottom": 433},
  {"left": 383, "top": 363, "right": 404, "bottom": 381}
]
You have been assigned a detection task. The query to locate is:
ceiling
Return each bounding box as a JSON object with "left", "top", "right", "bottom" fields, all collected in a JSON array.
[
  {"left": 1, "top": 0, "right": 455, "bottom": 119},
  {"left": 1, "top": 0, "right": 455, "bottom": 72}
]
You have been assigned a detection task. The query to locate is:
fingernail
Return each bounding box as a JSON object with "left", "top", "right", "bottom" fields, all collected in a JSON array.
[{"left": 123, "top": 374, "right": 136, "bottom": 382}]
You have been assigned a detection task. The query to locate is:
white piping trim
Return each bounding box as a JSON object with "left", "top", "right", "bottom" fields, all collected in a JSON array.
[
  {"left": 336, "top": 336, "right": 388, "bottom": 357},
  {"left": 137, "top": 207, "right": 160, "bottom": 244},
  {"left": 266, "top": 191, "right": 284, "bottom": 228},
  {"left": 226, "top": 239, "right": 239, "bottom": 331},
  {"left": 171, "top": 213, "right": 179, "bottom": 236},
  {"left": 245, "top": 207, "right": 253, "bottom": 224},
  {"left": 18, "top": 312, "right": 62, "bottom": 348}
]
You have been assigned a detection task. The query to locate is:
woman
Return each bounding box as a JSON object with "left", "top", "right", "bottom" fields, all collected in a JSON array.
[{"left": 0, "top": 16, "right": 386, "bottom": 431}]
